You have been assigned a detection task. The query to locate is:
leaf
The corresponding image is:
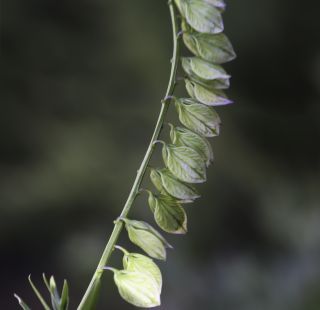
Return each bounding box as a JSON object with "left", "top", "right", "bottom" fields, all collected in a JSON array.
[
  {"left": 175, "top": 98, "right": 221, "bottom": 137},
  {"left": 148, "top": 191, "right": 157, "bottom": 213},
  {"left": 42, "top": 274, "right": 69, "bottom": 310},
  {"left": 183, "top": 32, "right": 236, "bottom": 64},
  {"left": 170, "top": 125, "right": 213, "bottom": 167},
  {"left": 113, "top": 270, "right": 161, "bottom": 308},
  {"left": 14, "top": 294, "right": 31, "bottom": 310},
  {"left": 148, "top": 192, "right": 188, "bottom": 234},
  {"left": 60, "top": 281, "right": 69, "bottom": 310},
  {"left": 189, "top": 57, "right": 230, "bottom": 80},
  {"left": 210, "top": 77, "right": 230, "bottom": 89},
  {"left": 162, "top": 142, "right": 207, "bottom": 183},
  {"left": 185, "top": 79, "right": 232, "bottom": 106},
  {"left": 28, "top": 276, "right": 51, "bottom": 310},
  {"left": 150, "top": 169, "right": 164, "bottom": 192},
  {"left": 175, "top": 0, "right": 224, "bottom": 34},
  {"left": 153, "top": 168, "right": 200, "bottom": 201},
  {"left": 42, "top": 273, "right": 51, "bottom": 292},
  {"left": 185, "top": 79, "right": 196, "bottom": 98},
  {"left": 182, "top": 57, "right": 230, "bottom": 89},
  {"left": 122, "top": 218, "right": 172, "bottom": 260},
  {"left": 49, "top": 276, "right": 61, "bottom": 310},
  {"left": 122, "top": 252, "right": 162, "bottom": 293}
]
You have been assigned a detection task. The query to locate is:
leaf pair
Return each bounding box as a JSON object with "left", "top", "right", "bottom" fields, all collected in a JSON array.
[
  {"left": 15, "top": 275, "right": 69, "bottom": 310},
  {"left": 146, "top": 130, "right": 215, "bottom": 234},
  {"left": 170, "top": 124, "right": 213, "bottom": 167},
  {"left": 108, "top": 247, "right": 162, "bottom": 308}
]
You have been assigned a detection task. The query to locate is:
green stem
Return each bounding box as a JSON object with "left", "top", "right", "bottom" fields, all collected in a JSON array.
[{"left": 77, "top": 2, "right": 179, "bottom": 309}]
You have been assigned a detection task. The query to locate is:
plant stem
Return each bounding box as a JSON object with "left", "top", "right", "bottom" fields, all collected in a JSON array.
[{"left": 77, "top": 2, "right": 179, "bottom": 309}]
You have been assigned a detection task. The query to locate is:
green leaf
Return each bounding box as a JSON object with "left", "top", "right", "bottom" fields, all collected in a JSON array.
[
  {"left": 186, "top": 57, "right": 230, "bottom": 80},
  {"left": 185, "top": 79, "right": 232, "bottom": 106},
  {"left": 150, "top": 169, "right": 164, "bottom": 192},
  {"left": 42, "top": 274, "right": 69, "bottom": 310},
  {"left": 185, "top": 79, "right": 196, "bottom": 98},
  {"left": 175, "top": 0, "right": 224, "bottom": 34},
  {"left": 175, "top": 98, "right": 221, "bottom": 137},
  {"left": 122, "top": 252, "right": 162, "bottom": 293},
  {"left": 182, "top": 57, "right": 230, "bottom": 89},
  {"left": 42, "top": 274, "right": 51, "bottom": 292},
  {"left": 49, "top": 276, "right": 61, "bottom": 310},
  {"left": 28, "top": 276, "right": 51, "bottom": 310},
  {"left": 162, "top": 142, "right": 207, "bottom": 183},
  {"left": 183, "top": 32, "right": 236, "bottom": 64},
  {"left": 148, "top": 192, "right": 188, "bottom": 234},
  {"left": 153, "top": 168, "right": 200, "bottom": 201},
  {"left": 113, "top": 270, "right": 161, "bottom": 308},
  {"left": 148, "top": 190, "right": 157, "bottom": 213},
  {"left": 60, "top": 281, "right": 69, "bottom": 310},
  {"left": 170, "top": 125, "right": 213, "bottom": 167},
  {"left": 192, "top": 74, "right": 230, "bottom": 90},
  {"left": 122, "top": 218, "right": 172, "bottom": 260},
  {"left": 14, "top": 294, "right": 31, "bottom": 310}
]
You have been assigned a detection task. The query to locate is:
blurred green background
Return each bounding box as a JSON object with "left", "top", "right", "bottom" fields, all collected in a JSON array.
[{"left": 1, "top": 0, "right": 320, "bottom": 309}]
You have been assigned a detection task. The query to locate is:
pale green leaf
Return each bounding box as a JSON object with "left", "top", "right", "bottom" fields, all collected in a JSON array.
[
  {"left": 150, "top": 169, "right": 164, "bottom": 192},
  {"left": 191, "top": 74, "right": 230, "bottom": 90},
  {"left": 114, "top": 270, "right": 161, "bottom": 308},
  {"left": 49, "top": 276, "right": 60, "bottom": 310},
  {"left": 14, "top": 294, "right": 31, "bottom": 310},
  {"left": 122, "top": 218, "right": 172, "bottom": 260},
  {"left": 176, "top": 0, "right": 226, "bottom": 13},
  {"left": 190, "top": 57, "right": 230, "bottom": 80},
  {"left": 185, "top": 79, "right": 196, "bottom": 98},
  {"left": 170, "top": 125, "right": 213, "bottom": 167},
  {"left": 175, "top": 0, "right": 224, "bottom": 34},
  {"left": 155, "top": 168, "right": 200, "bottom": 201},
  {"left": 185, "top": 79, "right": 232, "bottom": 106},
  {"left": 210, "top": 77, "right": 230, "bottom": 89},
  {"left": 182, "top": 57, "right": 230, "bottom": 89},
  {"left": 122, "top": 253, "right": 162, "bottom": 293},
  {"left": 162, "top": 142, "right": 206, "bottom": 183},
  {"left": 148, "top": 192, "right": 188, "bottom": 234},
  {"left": 148, "top": 191, "right": 157, "bottom": 213},
  {"left": 183, "top": 32, "right": 236, "bottom": 64},
  {"left": 175, "top": 98, "right": 221, "bottom": 137}
]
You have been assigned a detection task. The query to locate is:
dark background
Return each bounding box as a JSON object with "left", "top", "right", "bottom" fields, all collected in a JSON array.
[{"left": 1, "top": 0, "right": 320, "bottom": 309}]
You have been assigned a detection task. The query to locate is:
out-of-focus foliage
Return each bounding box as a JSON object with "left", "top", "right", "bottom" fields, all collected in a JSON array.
[{"left": 1, "top": 0, "right": 320, "bottom": 309}]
